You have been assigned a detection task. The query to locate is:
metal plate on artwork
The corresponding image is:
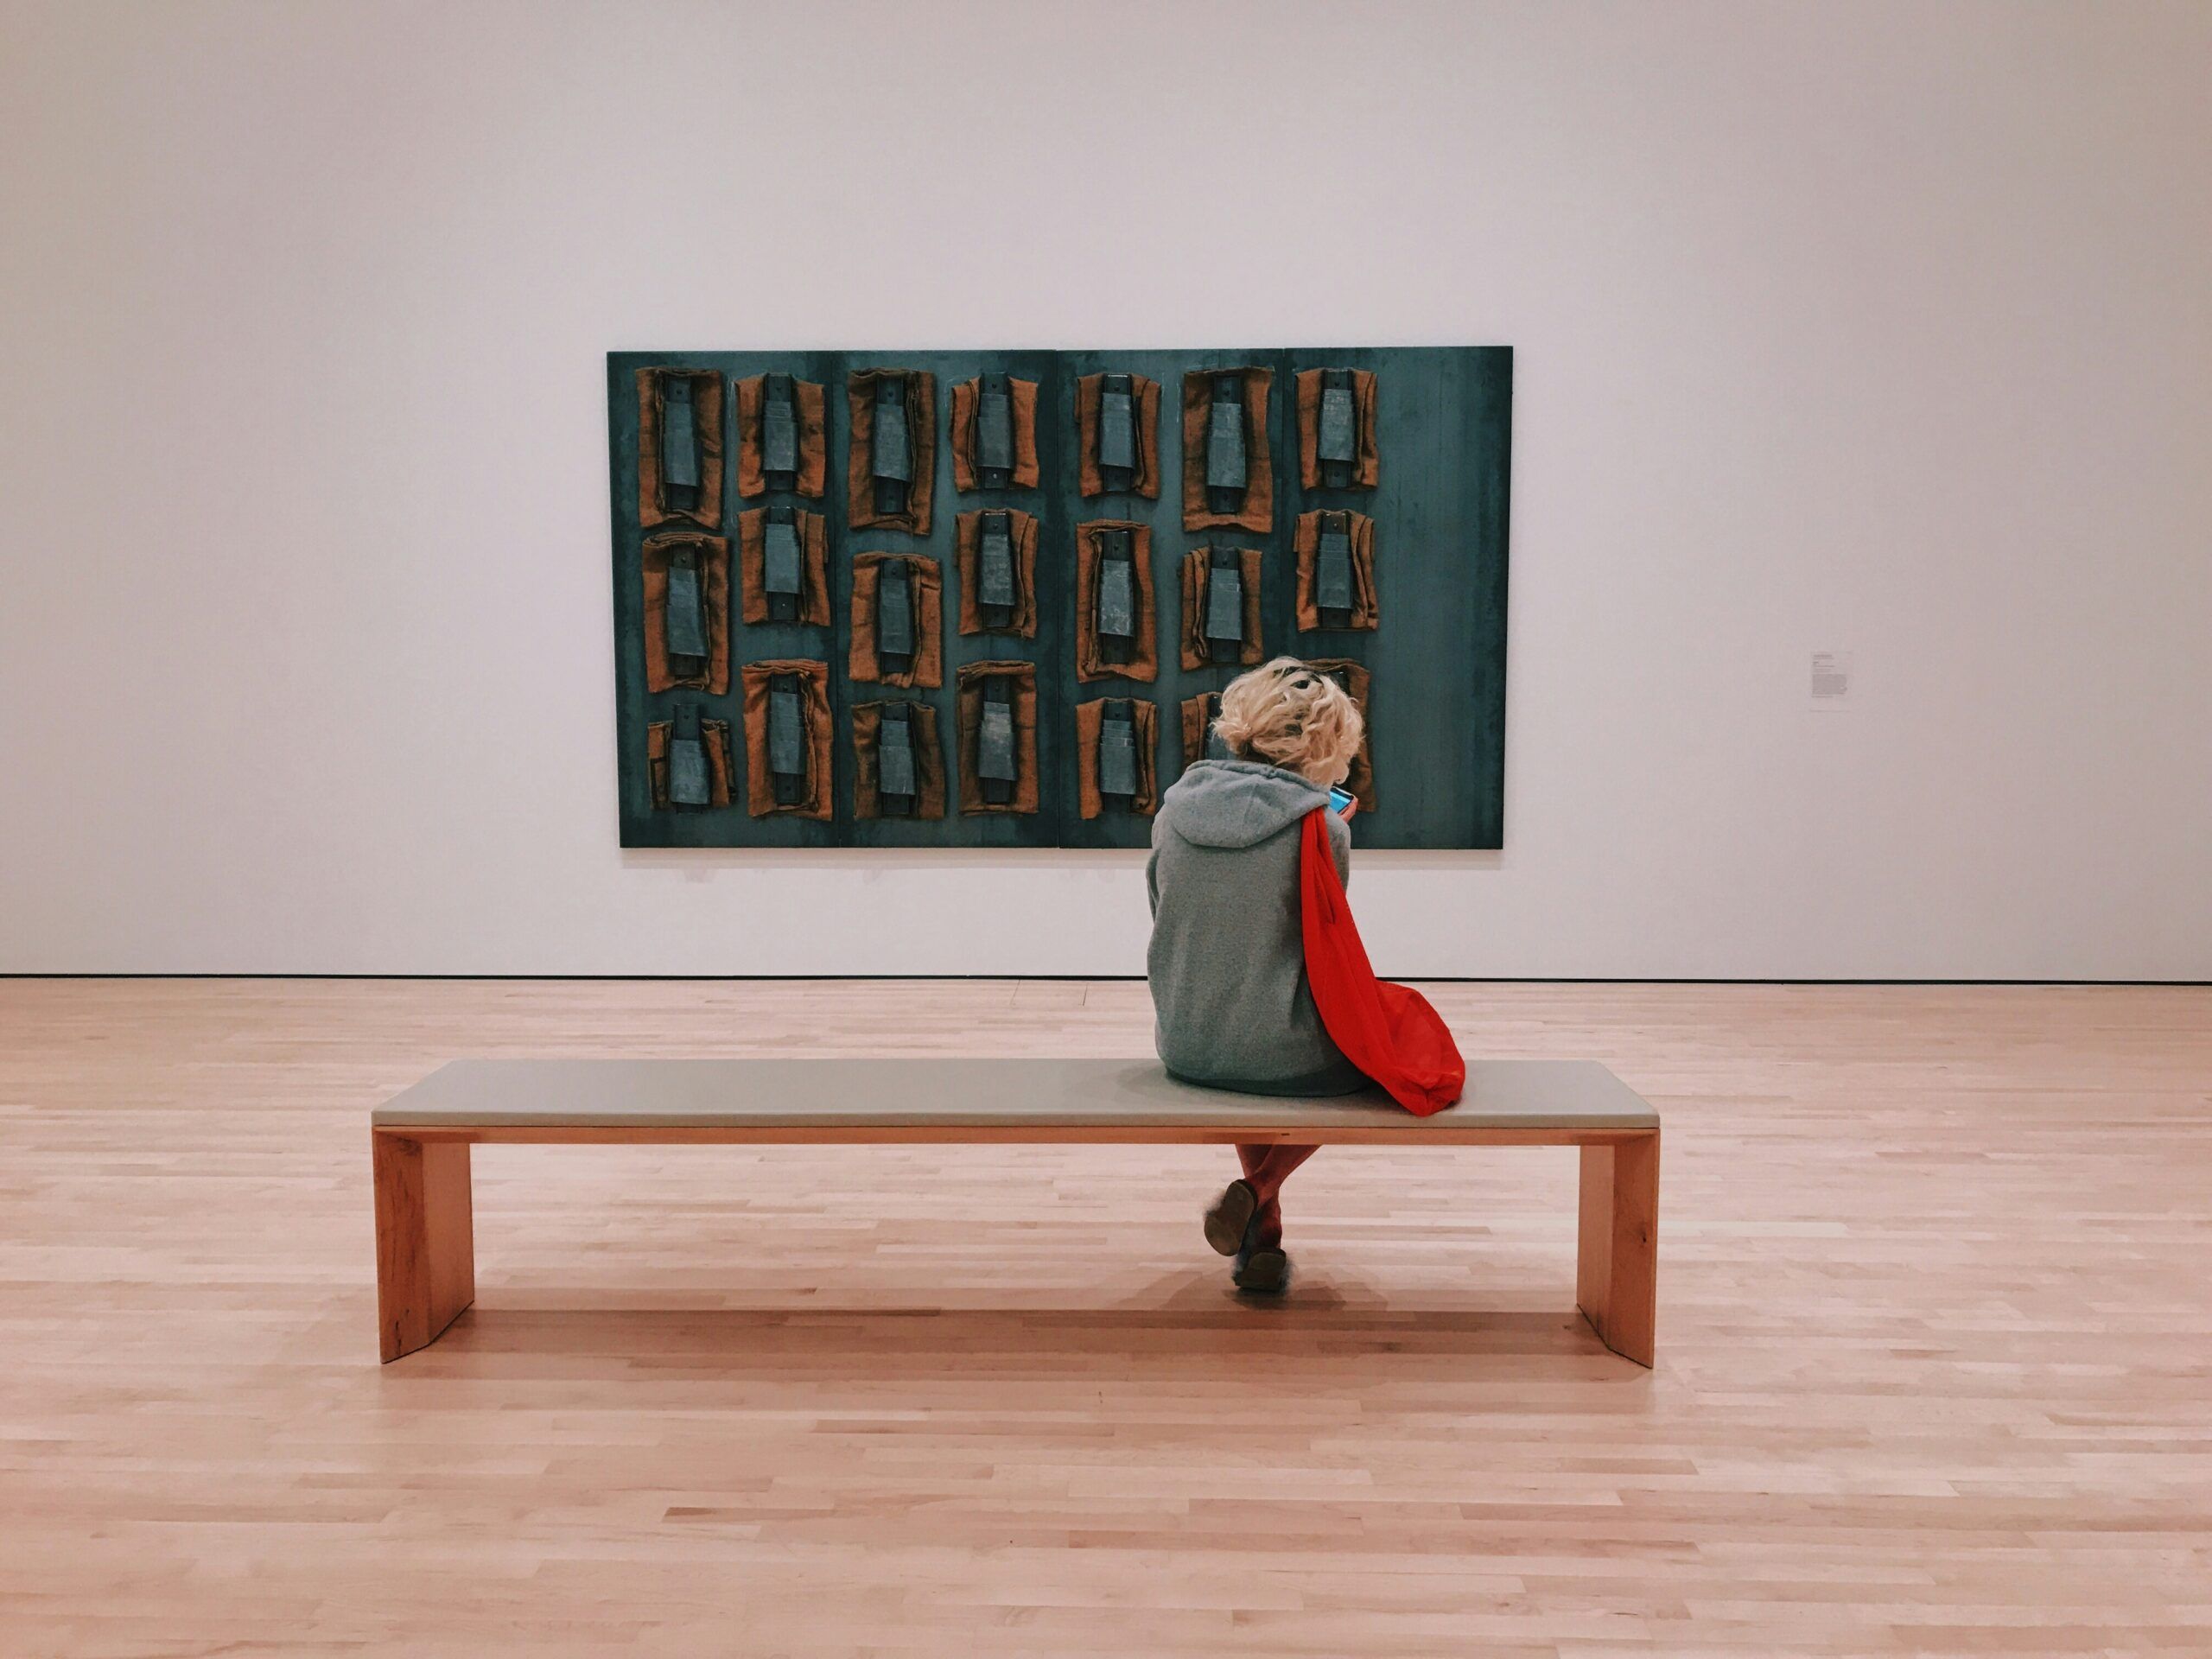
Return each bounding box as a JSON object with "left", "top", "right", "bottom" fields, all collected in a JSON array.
[
  {"left": 1205, "top": 562, "right": 1243, "bottom": 645},
  {"left": 762, "top": 373, "right": 798, "bottom": 475},
  {"left": 979, "top": 514, "right": 1016, "bottom": 608},
  {"left": 978, "top": 699, "right": 1017, "bottom": 782},
  {"left": 769, "top": 685, "right": 804, "bottom": 779},
  {"left": 763, "top": 514, "right": 802, "bottom": 597},
  {"left": 1097, "top": 553, "right": 1135, "bottom": 639},
  {"left": 660, "top": 377, "right": 699, "bottom": 490},
  {"left": 1317, "top": 520, "right": 1354, "bottom": 613},
  {"left": 1318, "top": 382, "right": 1356, "bottom": 465},
  {"left": 877, "top": 563, "right": 913, "bottom": 657},
  {"left": 669, "top": 730, "right": 709, "bottom": 807},
  {"left": 1204, "top": 695, "right": 1230, "bottom": 760},
  {"left": 977, "top": 373, "right": 1014, "bottom": 474},
  {"left": 878, "top": 710, "right": 916, "bottom": 798},
  {"left": 872, "top": 385, "right": 912, "bottom": 482},
  {"left": 664, "top": 548, "right": 708, "bottom": 658},
  {"left": 1098, "top": 709, "right": 1137, "bottom": 798},
  {"left": 1098, "top": 379, "right": 1135, "bottom": 472},
  {"left": 1205, "top": 383, "right": 1245, "bottom": 491}
]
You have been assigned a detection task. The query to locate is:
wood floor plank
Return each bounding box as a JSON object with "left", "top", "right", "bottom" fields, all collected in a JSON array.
[{"left": 0, "top": 978, "right": 2207, "bottom": 1655}]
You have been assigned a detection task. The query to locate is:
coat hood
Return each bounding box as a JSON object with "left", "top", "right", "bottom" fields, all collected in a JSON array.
[{"left": 1156, "top": 760, "right": 1328, "bottom": 849}]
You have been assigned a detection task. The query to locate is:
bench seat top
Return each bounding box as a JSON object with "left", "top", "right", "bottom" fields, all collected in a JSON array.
[{"left": 372, "top": 1058, "right": 1658, "bottom": 1140}]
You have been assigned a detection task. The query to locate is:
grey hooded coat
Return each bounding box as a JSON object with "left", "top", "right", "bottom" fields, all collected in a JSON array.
[{"left": 1145, "top": 759, "right": 1367, "bottom": 1096}]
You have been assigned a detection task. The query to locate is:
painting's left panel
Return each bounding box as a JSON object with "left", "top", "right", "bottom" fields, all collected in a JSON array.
[{"left": 612, "top": 353, "right": 845, "bottom": 848}]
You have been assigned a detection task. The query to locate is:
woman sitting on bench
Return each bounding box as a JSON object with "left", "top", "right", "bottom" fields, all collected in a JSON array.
[{"left": 1146, "top": 658, "right": 1369, "bottom": 1294}]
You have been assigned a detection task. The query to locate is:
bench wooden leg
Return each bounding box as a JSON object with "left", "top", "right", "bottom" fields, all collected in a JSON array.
[
  {"left": 1576, "top": 1132, "right": 1658, "bottom": 1367},
  {"left": 373, "top": 1132, "right": 474, "bottom": 1363}
]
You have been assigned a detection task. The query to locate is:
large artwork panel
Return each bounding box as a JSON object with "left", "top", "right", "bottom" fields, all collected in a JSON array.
[{"left": 609, "top": 346, "right": 1510, "bottom": 849}]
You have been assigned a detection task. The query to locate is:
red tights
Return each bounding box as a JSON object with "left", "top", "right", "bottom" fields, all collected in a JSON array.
[{"left": 1235, "top": 1143, "right": 1318, "bottom": 1249}]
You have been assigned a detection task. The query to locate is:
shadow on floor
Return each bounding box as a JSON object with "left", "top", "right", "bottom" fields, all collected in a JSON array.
[{"left": 373, "top": 1264, "right": 1640, "bottom": 1385}]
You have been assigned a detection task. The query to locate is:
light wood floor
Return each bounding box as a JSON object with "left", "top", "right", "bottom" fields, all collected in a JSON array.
[{"left": 1, "top": 980, "right": 2208, "bottom": 1657}]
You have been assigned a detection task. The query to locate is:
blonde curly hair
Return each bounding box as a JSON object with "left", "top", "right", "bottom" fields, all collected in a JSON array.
[{"left": 1212, "top": 658, "right": 1363, "bottom": 787}]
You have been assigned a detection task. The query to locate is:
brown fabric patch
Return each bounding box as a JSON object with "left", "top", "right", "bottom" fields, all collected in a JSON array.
[
  {"left": 734, "top": 509, "right": 831, "bottom": 626},
  {"left": 1074, "top": 697, "right": 1160, "bottom": 820},
  {"left": 948, "top": 377, "right": 1041, "bottom": 492},
  {"left": 1074, "top": 519, "right": 1158, "bottom": 683},
  {"left": 636, "top": 368, "right": 725, "bottom": 530},
  {"left": 955, "top": 660, "right": 1039, "bottom": 815},
  {"left": 953, "top": 509, "right": 1039, "bottom": 638},
  {"left": 645, "top": 717, "right": 736, "bottom": 810},
  {"left": 739, "top": 659, "right": 833, "bottom": 819},
  {"left": 851, "top": 701, "right": 947, "bottom": 821},
  {"left": 847, "top": 553, "right": 944, "bottom": 688},
  {"left": 641, "top": 532, "right": 730, "bottom": 694},
  {"left": 733, "top": 374, "right": 828, "bottom": 499},
  {"left": 1075, "top": 372, "right": 1162, "bottom": 499},
  {"left": 846, "top": 368, "right": 937, "bottom": 534},
  {"left": 1176, "top": 546, "right": 1266, "bottom": 671},
  {"left": 1294, "top": 368, "right": 1381, "bottom": 489},
  {"left": 1293, "top": 510, "right": 1381, "bottom": 632},
  {"left": 1179, "top": 692, "right": 1219, "bottom": 774},
  {"left": 1179, "top": 366, "right": 1274, "bottom": 533},
  {"left": 1305, "top": 658, "right": 1375, "bottom": 811}
]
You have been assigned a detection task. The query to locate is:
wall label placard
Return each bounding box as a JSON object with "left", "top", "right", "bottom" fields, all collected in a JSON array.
[{"left": 1811, "top": 651, "right": 1853, "bottom": 710}]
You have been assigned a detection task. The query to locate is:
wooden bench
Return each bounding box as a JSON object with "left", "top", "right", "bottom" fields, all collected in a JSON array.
[{"left": 372, "top": 1058, "right": 1661, "bottom": 1366}]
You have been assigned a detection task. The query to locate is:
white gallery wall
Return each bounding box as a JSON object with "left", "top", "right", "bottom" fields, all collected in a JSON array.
[{"left": 2, "top": 0, "right": 2207, "bottom": 978}]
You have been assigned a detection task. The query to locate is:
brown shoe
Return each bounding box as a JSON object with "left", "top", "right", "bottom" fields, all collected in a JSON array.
[
  {"left": 1233, "top": 1243, "right": 1290, "bottom": 1295},
  {"left": 1204, "top": 1179, "right": 1258, "bottom": 1256}
]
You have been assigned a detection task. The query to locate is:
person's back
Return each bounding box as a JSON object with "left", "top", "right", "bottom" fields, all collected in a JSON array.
[
  {"left": 1147, "top": 758, "right": 1362, "bottom": 1095},
  {"left": 1144, "top": 658, "right": 1369, "bottom": 1295}
]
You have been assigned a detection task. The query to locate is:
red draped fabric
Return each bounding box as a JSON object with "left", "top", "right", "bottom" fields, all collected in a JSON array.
[{"left": 1298, "top": 808, "right": 1465, "bottom": 1116}]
